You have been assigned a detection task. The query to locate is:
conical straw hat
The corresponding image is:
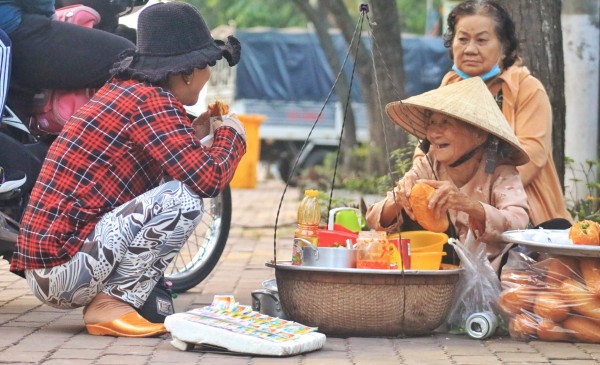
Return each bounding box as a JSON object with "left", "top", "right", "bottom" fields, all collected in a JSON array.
[{"left": 386, "top": 77, "right": 529, "bottom": 166}]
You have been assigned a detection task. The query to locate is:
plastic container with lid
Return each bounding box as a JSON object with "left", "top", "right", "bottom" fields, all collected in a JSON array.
[{"left": 356, "top": 231, "right": 390, "bottom": 269}]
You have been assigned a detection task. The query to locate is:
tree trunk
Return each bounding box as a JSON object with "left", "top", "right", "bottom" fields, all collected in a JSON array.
[
  {"left": 321, "top": 0, "right": 406, "bottom": 175},
  {"left": 368, "top": 1, "right": 408, "bottom": 175},
  {"left": 291, "top": 0, "right": 358, "bottom": 153},
  {"left": 498, "top": 0, "right": 566, "bottom": 188}
]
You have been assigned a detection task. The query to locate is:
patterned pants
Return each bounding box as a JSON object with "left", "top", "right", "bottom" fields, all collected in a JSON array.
[{"left": 25, "top": 181, "right": 203, "bottom": 309}]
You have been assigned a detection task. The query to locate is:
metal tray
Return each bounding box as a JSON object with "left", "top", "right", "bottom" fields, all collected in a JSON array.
[
  {"left": 502, "top": 229, "right": 600, "bottom": 258},
  {"left": 266, "top": 261, "right": 463, "bottom": 275}
]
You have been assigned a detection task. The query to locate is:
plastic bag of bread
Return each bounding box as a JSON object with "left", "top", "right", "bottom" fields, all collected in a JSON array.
[{"left": 499, "top": 249, "right": 600, "bottom": 343}]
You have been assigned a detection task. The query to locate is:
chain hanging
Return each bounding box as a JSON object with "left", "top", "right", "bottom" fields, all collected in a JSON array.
[{"left": 272, "top": 4, "right": 367, "bottom": 264}]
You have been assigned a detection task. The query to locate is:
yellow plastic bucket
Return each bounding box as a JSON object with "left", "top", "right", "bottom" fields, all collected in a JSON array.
[
  {"left": 229, "top": 114, "right": 265, "bottom": 189},
  {"left": 411, "top": 252, "right": 447, "bottom": 270},
  {"left": 387, "top": 231, "right": 448, "bottom": 253}
]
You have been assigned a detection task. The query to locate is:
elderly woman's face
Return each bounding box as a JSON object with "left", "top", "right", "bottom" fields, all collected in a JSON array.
[
  {"left": 426, "top": 113, "right": 488, "bottom": 165},
  {"left": 452, "top": 14, "right": 504, "bottom": 77}
]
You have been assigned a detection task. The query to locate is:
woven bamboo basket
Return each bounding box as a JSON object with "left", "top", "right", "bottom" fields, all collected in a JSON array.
[{"left": 266, "top": 262, "right": 461, "bottom": 337}]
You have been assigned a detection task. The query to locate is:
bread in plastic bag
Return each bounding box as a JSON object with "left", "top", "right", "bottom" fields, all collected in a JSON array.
[{"left": 499, "top": 249, "right": 600, "bottom": 343}]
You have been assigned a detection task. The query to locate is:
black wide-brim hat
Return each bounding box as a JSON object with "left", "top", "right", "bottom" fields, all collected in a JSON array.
[{"left": 111, "top": 1, "right": 241, "bottom": 83}]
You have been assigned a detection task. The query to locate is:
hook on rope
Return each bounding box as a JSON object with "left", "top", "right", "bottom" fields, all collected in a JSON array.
[{"left": 359, "top": 3, "right": 369, "bottom": 14}]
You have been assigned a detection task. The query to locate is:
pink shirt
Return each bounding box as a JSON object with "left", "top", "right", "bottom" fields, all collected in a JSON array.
[
  {"left": 366, "top": 154, "right": 530, "bottom": 266},
  {"left": 440, "top": 66, "right": 573, "bottom": 226}
]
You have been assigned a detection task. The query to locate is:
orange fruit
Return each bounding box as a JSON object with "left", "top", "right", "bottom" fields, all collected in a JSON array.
[{"left": 569, "top": 220, "right": 600, "bottom": 245}]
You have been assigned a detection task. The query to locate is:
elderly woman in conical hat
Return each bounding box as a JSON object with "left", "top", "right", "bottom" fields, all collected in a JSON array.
[{"left": 366, "top": 77, "right": 529, "bottom": 271}]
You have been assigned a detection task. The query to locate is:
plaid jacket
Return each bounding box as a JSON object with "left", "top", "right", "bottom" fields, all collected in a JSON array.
[{"left": 11, "top": 79, "right": 246, "bottom": 274}]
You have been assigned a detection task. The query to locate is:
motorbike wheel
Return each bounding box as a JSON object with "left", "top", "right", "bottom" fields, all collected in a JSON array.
[
  {"left": 0, "top": 210, "right": 20, "bottom": 262},
  {"left": 164, "top": 184, "right": 232, "bottom": 293}
]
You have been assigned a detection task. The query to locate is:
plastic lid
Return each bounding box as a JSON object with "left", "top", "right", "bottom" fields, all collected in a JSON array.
[
  {"left": 358, "top": 231, "right": 387, "bottom": 240},
  {"left": 304, "top": 189, "right": 319, "bottom": 197}
]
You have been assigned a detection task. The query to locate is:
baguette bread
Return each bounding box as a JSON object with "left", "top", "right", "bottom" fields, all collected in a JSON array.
[
  {"left": 580, "top": 258, "right": 600, "bottom": 296},
  {"left": 539, "top": 256, "right": 579, "bottom": 286},
  {"left": 557, "top": 277, "right": 600, "bottom": 321},
  {"left": 508, "top": 312, "right": 538, "bottom": 340},
  {"left": 207, "top": 100, "right": 229, "bottom": 117},
  {"left": 533, "top": 291, "right": 569, "bottom": 323},
  {"left": 498, "top": 286, "right": 536, "bottom": 316},
  {"left": 501, "top": 270, "right": 545, "bottom": 289},
  {"left": 408, "top": 182, "right": 449, "bottom": 233},
  {"left": 563, "top": 315, "right": 600, "bottom": 343},
  {"left": 536, "top": 318, "right": 570, "bottom": 342}
]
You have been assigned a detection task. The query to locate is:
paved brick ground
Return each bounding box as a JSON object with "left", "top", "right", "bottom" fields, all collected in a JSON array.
[{"left": 1, "top": 174, "right": 599, "bottom": 364}]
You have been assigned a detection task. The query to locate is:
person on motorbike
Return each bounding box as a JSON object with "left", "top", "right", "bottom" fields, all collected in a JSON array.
[
  {"left": 55, "top": 0, "right": 139, "bottom": 44},
  {"left": 0, "top": 0, "right": 135, "bottom": 102},
  {"left": 0, "top": 0, "right": 136, "bottom": 195},
  {"left": 10, "top": 1, "right": 245, "bottom": 338},
  {"left": 0, "top": 28, "right": 26, "bottom": 194}
]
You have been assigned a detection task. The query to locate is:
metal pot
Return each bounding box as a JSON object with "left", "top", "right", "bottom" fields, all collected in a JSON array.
[
  {"left": 251, "top": 279, "right": 287, "bottom": 319},
  {"left": 295, "top": 238, "right": 357, "bottom": 268}
]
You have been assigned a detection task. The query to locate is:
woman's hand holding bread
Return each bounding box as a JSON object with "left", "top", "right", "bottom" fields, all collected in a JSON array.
[
  {"left": 379, "top": 179, "right": 488, "bottom": 233},
  {"left": 407, "top": 180, "right": 485, "bottom": 233},
  {"left": 191, "top": 111, "right": 213, "bottom": 142},
  {"left": 378, "top": 187, "right": 407, "bottom": 228},
  {"left": 419, "top": 180, "right": 485, "bottom": 222},
  {"left": 396, "top": 173, "right": 417, "bottom": 220},
  {"left": 193, "top": 100, "right": 230, "bottom": 144}
]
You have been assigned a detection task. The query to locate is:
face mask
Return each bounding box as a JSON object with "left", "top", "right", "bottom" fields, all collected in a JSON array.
[{"left": 452, "top": 63, "right": 501, "bottom": 81}]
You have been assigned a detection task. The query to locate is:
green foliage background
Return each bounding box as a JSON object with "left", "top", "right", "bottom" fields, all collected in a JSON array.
[{"left": 185, "top": 0, "right": 439, "bottom": 34}]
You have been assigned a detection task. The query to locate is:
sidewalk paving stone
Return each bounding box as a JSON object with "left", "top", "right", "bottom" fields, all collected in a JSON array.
[{"left": 1, "top": 175, "right": 600, "bottom": 364}]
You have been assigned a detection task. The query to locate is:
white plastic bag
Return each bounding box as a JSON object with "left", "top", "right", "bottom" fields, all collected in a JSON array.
[{"left": 444, "top": 230, "right": 503, "bottom": 337}]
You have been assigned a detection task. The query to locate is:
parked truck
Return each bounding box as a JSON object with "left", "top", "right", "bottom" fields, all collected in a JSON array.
[{"left": 204, "top": 27, "right": 452, "bottom": 182}]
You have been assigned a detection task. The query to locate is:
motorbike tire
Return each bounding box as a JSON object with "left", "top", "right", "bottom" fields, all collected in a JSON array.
[
  {"left": 164, "top": 184, "right": 232, "bottom": 293},
  {"left": 0, "top": 210, "right": 20, "bottom": 261}
]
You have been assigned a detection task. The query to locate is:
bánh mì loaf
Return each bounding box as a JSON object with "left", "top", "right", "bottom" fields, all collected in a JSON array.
[
  {"left": 207, "top": 100, "right": 229, "bottom": 117},
  {"left": 409, "top": 182, "right": 449, "bottom": 233}
]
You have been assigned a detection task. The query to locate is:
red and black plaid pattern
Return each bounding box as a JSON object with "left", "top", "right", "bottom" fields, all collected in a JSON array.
[{"left": 11, "top": 79, "right": 245, "bottom": 273}]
